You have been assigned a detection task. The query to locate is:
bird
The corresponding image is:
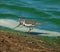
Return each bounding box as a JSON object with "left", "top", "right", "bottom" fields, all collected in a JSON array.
[{"left": 14, "top": 18, "right": 43, "bottom": 32}]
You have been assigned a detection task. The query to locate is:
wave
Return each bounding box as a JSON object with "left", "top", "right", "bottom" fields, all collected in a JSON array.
[
  {"left": 0, "top": 14, "right": 60, "bottom": 24},
  {"left": 0, "top": 3, "right": 59, "bottom": 17},
  {"left": 48, "top": 18, "right": 60, "bottom": 24},
  {"left": 0, "top": 19, "right": 60, "bottom": 36},
  {"left": 0, "top": 3, "right": 60, "bottom": 24},
  {"left": 0, "top": 19, "right": 17, "bottom": 28},
  {"left": 0, "top": 4, "right": 51, "bottom": 17},
  {"left": 0, "top": 13, "right": 18, "bottom": 17}
]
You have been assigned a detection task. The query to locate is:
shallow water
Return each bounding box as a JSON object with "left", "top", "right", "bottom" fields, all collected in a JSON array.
[{"left": 0, "top": 0, "right": 60, "bottom": 32}]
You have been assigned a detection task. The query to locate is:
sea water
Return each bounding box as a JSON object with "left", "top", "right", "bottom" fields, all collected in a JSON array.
[{"left": 0, "top": 0, "right": 60, "bottom": 32}]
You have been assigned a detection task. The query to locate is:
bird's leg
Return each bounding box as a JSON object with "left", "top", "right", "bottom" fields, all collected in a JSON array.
[
  {"left": 28, "top": 26, "right": 33, "bottom": 32},
  {"left": 13, "top": 22, "right": 21, "bottom": 29}
]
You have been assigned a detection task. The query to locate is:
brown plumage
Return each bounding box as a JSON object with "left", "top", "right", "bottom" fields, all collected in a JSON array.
[
  {"left": 25, "top": 20, "right": 43, "bottom": 25},
  {"left": 19, "top": 18, "right": 43, "bottom": 25}
]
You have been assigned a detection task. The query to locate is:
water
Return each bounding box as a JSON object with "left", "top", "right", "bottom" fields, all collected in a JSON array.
[{"left": 0, "top": 0, "right": 60, "bottom": 32}]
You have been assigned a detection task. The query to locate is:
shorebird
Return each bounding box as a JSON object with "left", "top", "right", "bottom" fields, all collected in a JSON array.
[{"left": 14, "top": 18, "right": 43, "bottom": 32}]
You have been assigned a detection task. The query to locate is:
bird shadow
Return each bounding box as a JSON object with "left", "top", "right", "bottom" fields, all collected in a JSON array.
[{"left": 25, "top": 32, "right": 48, "bottom": 35}]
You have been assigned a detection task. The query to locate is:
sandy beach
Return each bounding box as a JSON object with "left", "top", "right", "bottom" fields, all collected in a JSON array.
[{"left": 0, "top": 30, "right": 60, "bottom": 52}]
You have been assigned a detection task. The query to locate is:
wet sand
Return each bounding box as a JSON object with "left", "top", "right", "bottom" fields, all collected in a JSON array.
[{"left": 0, "top": 30, "right": 60, "bottom": 52}]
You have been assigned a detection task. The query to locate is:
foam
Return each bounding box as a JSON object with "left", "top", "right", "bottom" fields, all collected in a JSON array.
[{"left": 0, "top": 19, "right": 60, "bottom": 36}]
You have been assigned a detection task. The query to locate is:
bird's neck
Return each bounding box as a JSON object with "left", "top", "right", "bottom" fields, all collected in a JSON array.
[{"left": 22, "top": 20, "right": 26, "bottom": 24}]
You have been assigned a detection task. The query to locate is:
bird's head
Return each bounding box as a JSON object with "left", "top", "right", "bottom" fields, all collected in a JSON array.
[
  {"left": 19, "top": 17, "right": 25, "bottom": 24},
  {"left": 19, "top": 18, "right": 25, "bottom": 21}
]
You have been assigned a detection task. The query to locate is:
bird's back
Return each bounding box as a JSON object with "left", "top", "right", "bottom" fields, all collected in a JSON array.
[
  {"left": 25, "top": 20, "right": 43, "bottom": 25},
  {"left": 25, "top": 20, "right": 37, "bottom": 25}
]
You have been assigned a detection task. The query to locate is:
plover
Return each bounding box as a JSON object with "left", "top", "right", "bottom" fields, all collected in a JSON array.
[{"left": 15, "top": 18, "right": 43, "bottom": 32}]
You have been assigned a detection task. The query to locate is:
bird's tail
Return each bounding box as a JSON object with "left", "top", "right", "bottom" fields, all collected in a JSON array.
[{"left": 36, "top": 22, "right": 44, "bottom": 24}]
